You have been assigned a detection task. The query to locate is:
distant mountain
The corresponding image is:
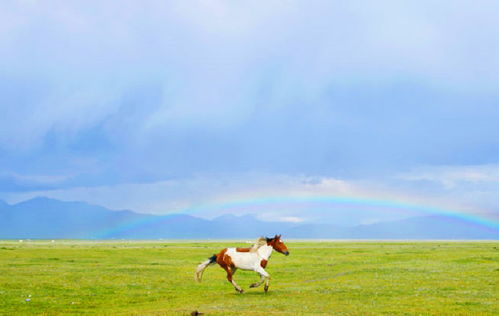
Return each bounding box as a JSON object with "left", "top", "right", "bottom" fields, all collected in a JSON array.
[
  {"left": 343, "top": 215, "right": 499, "bottom": 239},
  {"left": 0, "top": 197, "right": 497, "bottom": 239},
  {"left": 0, "top": 197, "right": 150, "bottom": 239},
  {"left": 110, "top": 213, "right": 296, "bottom": 239},
  {"left": 286, "top": 216, "right": 498, "bottom": 240}
]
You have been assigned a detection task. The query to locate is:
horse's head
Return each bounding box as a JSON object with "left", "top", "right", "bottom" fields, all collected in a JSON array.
[{"left": 266, "top": 234, "right": 289, "bottom": 256}]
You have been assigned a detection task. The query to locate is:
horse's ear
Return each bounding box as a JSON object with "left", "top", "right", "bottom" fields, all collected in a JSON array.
[{"left": 275, "top": 234, "right": 281, "bottom": 239}]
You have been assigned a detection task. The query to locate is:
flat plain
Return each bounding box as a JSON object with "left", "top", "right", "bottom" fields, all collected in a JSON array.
[{"left": 0, "top": 240, "right": 497, "bottom": 315}]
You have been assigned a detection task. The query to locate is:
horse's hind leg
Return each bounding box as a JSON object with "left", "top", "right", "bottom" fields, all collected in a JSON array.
[{"left": 224, "top": 266, "right": 244, "bottom": 293}]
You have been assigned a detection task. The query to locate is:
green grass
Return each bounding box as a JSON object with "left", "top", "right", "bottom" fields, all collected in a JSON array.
[{"left": 0, "top": 240, "right": 498, "bottom": 315}]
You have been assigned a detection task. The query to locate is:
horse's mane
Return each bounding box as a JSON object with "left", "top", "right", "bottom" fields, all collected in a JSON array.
[{"left": 250, "top": 237, "right": 268, "bottom": 252}]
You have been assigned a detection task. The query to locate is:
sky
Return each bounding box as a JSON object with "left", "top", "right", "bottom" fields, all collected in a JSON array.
[{"left": 1, "top": 1, "right": 499, "bottom": 226}]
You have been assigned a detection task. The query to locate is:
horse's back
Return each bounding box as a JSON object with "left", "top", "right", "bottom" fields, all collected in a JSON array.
[{"left": 235, "top": 247, "right": 252, "bottom": 252}]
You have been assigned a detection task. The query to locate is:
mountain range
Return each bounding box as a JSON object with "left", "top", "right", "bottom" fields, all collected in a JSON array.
[{"left": 0, "top": 197, "right": 497, "bottom": 239}]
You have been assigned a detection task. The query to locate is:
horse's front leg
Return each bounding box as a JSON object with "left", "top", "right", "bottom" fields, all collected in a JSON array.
[
  {"left": 254, "top": 266, "right": 271, "bottom": 292},
  {"left": 249, "top": 273, "right": 265, "bottom": 288},
  {"left": 264, "top": 277, "right": 270, "bottom": 293}
]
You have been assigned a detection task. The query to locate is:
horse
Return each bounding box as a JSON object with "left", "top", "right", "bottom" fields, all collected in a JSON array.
[{"left": 195, "top": 234, "right": 289, "bottom": 293}]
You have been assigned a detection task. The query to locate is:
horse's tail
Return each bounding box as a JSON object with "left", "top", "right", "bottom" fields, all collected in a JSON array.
[{"left": 195, "top": 254, "right": 217, "bottom": 282}]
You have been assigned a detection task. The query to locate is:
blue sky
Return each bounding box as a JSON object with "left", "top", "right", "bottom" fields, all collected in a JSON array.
[{"left": 1, "top": 1, "right": 499, "bottom": 225}]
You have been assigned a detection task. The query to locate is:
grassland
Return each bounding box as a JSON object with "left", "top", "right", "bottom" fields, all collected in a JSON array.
[{"left": 0, "top": 240, "right": 497, "bottom": 315}]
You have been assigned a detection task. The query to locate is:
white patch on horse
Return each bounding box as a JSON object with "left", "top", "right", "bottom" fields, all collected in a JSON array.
[{"left": 226, "top": 244, "right": 272, "bottom": 270}]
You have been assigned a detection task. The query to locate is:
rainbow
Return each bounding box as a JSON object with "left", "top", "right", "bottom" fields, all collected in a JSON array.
[{"left": 94, "top": 196, "right": 499, "bottom": 239}]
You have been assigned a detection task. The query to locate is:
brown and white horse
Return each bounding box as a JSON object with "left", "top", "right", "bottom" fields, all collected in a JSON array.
[{"left": 195, "top": 235, "right": 289, "bottom": 293}]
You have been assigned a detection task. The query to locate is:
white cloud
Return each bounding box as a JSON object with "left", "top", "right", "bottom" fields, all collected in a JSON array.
[
  {"left": 397, "top": 164, "right": 499, "bottom": 189},
  {"left": 2, "top": 172, "right": 70, "bottom": 185},
  {"left": 264, "top": 216, "right": 305, "bottom": 223},
  {"left": 394, "top": 164, "right": 499, "bottom": 217},
  {"left": 3, "top": 172, "right": 350, "bottom": 214},
  {"left": 3, "top": 170, "right": 496, "bottom": 226}
]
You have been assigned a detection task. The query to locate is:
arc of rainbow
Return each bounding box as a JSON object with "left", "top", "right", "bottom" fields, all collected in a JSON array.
[{"left": 94, "top": 196, "right": 499, "bottom": 238}]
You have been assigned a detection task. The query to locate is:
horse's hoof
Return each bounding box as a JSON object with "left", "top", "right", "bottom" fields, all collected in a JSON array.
[
  {"left": 239, "top": 289, "right": 245, "bottom": 294},
  {"left": 264, "top": 285, "right": 269, "bottom": 293},
  {"left": 249, "top": 284, "right": 257, "bottom": 288}
]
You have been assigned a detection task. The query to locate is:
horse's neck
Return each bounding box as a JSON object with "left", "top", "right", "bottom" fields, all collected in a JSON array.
[{"left": 257, "top": 245, "right": 273, "bottom": 260}]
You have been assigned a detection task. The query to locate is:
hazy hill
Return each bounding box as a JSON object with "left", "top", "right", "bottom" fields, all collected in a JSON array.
[
  {"left": 0, "top": 197, "right": 497, "bottom": 239},
  {"left": 0, "top": 197, "right": 149, "bottom": 239},
  {"left": 342, "top": 215, "right": 498, "bottom": 239}
]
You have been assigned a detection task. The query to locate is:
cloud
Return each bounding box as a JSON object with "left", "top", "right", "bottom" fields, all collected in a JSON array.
[
  {"left": 0, "top": 172, "right": 71, "bottom": 192},
  {"left": 397, "top": 164, "right": 499, "bottom": 189},
  {"left": 0, "top": 1, "right": 499, "bottom": 226},
  {"left": 3, "top": 172, "right": 351, "bottom": 215},
  {"left": 263, "top": 216, "right": 305, "bottom": 224},
  {"left": 3, "top": 170, "right": 496, "bottom": 226},
  {"left": 394, "top": 164, "right": 499, "bottom": 216},
  {"left": 2, "top": 1, "right": 499, "bottom": 150}
]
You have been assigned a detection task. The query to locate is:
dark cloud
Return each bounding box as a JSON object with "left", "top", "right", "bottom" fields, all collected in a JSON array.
[{"left": 1, "top": 1, "right": 499, "bottom": 193}]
